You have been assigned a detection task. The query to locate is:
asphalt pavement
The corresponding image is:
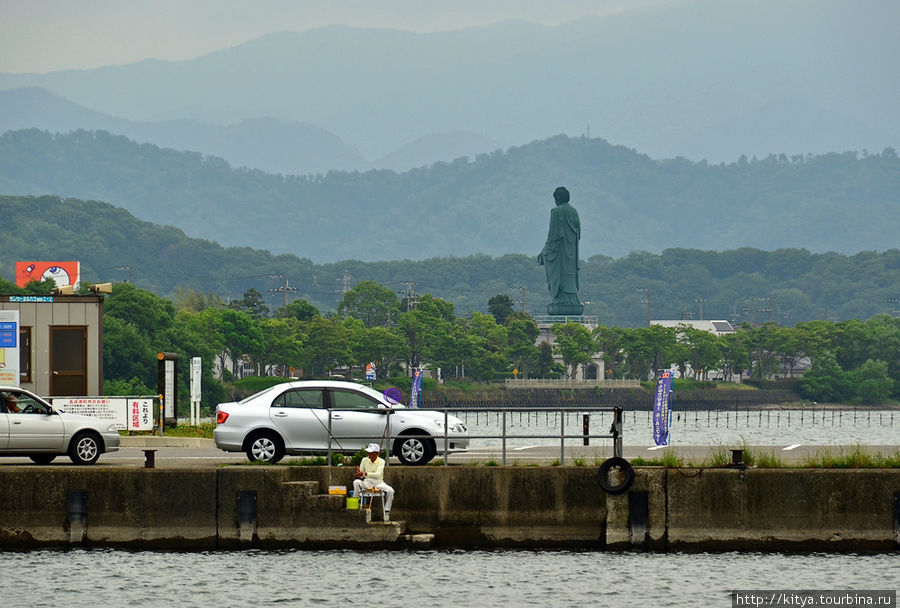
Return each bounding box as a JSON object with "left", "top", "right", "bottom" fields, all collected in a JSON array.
[{"left": 2, "top": 437, "right": 893, "bottom": 468}]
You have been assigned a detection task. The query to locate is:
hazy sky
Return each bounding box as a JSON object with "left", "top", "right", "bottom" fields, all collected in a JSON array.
[{"left": 0, "top": 0, "right": 677, "bottom": 74}]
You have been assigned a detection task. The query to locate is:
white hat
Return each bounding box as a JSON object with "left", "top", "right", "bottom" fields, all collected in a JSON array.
[{"left": 365, "top": 443, "right": 381, "bottom": 453}]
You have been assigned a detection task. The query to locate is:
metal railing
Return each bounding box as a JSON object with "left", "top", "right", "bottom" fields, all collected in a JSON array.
[
  {"left": 324, "top": 406, "right": 624, "bottom": 467},
  {"left": 504, "top": 378, "right": 641, "bottom": 389}
]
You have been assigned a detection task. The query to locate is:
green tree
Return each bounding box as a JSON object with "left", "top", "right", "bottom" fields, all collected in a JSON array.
[
  {"left": 301, "top": 316, "right": 352, "bottom": 376},
  {"left": 104, "top": 282, "right": 175, "bottom": 340},
  {"left": 337, "top": 281, "right": 399, "bottom": 328},
  {"left": 353, "top": 325, "right": 408, "bottom": 380},
  {"left": 799, "top": 351, "right": 852, "bottom": 403},
  {"left": 679, "top": 325, "right": 722, "bottom": 380},
  {"left": 229, "top": 288, "right": 269, "bottom": 320},
  {"left": 274, "top": 298, "right": 319, "bottom": 322},
  {"left": 487, "top": 294, "right": 514, "bottom": 325},
  {"left": 593, "top": 325, "right": 624, "bottom": 378},
  {"left": 718, "top": 331, "right": 749, "bottom": 382},
  {"left": 744, "top": 323, "right": 782, "bottom": 380},
  {"left": 550, "top": 322, "right": 595, "bottom": 379},
  {"left": 257, "top": 317, "right": 305, "bottom": 377},
  {"left": 102, "top": 316, "right": 156, "bottom": 388},
  {"left": 505, "top": 312, "right": 539, "bottom": 378},
  {"left": 218, "top": 309, "right": 264, "bottom": 377},
  {"left": 850, "top": 359, "right": 893, "bottom": 404},
  {"left": 462, "top": 312, "right": 508, "bottom": 381}
]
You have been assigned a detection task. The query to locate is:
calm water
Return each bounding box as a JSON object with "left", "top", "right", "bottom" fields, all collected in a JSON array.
[
  {"left": 2, "top": 549, "right": 897, "bottom": 607},
  {"left": 459, "top": 409, "right": 900, "bottom": 448}
]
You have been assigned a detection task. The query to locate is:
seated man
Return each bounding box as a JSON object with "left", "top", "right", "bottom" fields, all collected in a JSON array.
[{"left": 353, "top": 443, "right": 395, "bottom": 522}]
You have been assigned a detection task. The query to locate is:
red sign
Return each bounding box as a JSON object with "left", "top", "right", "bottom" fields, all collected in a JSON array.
[{"left": 15, "top": 261, "right": 80, "bottom": 288}]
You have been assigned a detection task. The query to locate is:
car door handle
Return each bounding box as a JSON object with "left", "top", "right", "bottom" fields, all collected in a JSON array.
[
  {"left": 273, "top": 411, "right": 288, "bottom": 417},
  {"left": 13, "top": 421, "right": 22, "bottom": 424},
  {"left": 331, "top": 414, "right": 343, "bottom": 420}
]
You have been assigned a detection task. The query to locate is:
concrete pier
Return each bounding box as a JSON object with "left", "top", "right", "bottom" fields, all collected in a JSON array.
[{"left": 0, "top": 466, "right": 897, "bottom": 551}]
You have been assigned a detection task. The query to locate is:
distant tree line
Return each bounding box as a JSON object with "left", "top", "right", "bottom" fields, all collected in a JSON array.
[
  {"left": 1, "top": 195, "right": 898, "bottom": 327},
  {"left": 4, "top": 276, "right": 895, "bottom": 407}
]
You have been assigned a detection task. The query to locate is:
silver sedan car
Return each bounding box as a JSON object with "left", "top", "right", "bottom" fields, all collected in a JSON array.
[
  {"left": 0, "top": 386, "right": 121, "bottom": 465},
  {"left": 214, "top": 380, "right": 468, "bottom": 465}
]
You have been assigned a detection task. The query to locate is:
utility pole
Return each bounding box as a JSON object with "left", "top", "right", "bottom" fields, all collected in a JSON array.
[
  {"left": 757, "top": 296, "right": 774, "bottom": 324},
  {"left": 115, "top": 265, "right": 133, "bottom": 284},
  {"left": 696, "top": 296, "right": 707, "bottom": 320},
  {"left": 637, "top": 286, "right": 651, "bottom": 327},
  {"left": 400, "top": 280, "right": 419, "bottom": 311},
  {"left": 267, "top": 274, "right": 297, "bottom": 309},
  {"left": 511, "top": 285, "right": 527, "bottom": 314}
]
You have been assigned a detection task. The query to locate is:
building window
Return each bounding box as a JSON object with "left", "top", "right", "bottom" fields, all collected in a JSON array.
[{"left": 19, "top": 326, "right": 32, "bottom": 383}]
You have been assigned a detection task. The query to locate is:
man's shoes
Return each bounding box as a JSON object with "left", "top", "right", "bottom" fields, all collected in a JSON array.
[{"left": 383, "top": 512, "right": 390, "bottom": 522}]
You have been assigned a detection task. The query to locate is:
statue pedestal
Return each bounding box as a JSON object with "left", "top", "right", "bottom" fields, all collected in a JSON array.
[{"left": 547, "top": 303, "right": 584, "bottom": 316}]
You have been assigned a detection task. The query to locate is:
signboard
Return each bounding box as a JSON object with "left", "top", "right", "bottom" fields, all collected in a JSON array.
[
  {"left": 0, "top": 311, "right": 20, "bottom": 386},
  {"left": 652, "top": 371, "right": 673, "bottom": 446},
  {"left": 164, "top": 359, "right": 176, "bottom": 418},
  {"left": 409, "top": 369, "right": 423, "bottom": 408},
  {"left": 365, "top": 362, "right": 376, "bottom": 381},
  {"left": 16, "top": 261, "right": 80, "bottom": 289},
  {"left": 52, "top": 397, "right": 154, "bottom": 431}
]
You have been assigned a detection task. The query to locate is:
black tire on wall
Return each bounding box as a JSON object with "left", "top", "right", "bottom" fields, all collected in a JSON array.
[{"left": 597, "top": 456, "right": 635, "bottom": 495}]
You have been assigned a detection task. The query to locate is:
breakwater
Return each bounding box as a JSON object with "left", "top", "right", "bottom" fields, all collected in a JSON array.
[{"left": 1, "top": 466, "right": 897, "bottom": 551}]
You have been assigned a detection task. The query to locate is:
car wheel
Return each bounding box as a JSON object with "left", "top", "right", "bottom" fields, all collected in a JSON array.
[
  {"left": 29, "top": 454, "right": 56, "bottom": 465},
  {"left": 394, "top": 433, "right": 435, "bottom": 466},
  {"left": 68, "top": 432, "right": 102, "bottom": 465},
  {"left": 245, "top": 431, "right": 284, "bottom": 464}
]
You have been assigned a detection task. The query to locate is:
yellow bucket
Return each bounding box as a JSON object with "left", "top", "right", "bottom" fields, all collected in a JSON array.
[{"left": 346, "top": 497, "right": 359, "bottom": 510}]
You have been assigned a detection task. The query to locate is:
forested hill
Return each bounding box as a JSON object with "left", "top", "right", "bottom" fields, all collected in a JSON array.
[
  {"left": 1, "top": 129, "right": 897, "bottom": 262},
  {"left": 1, "top": 195, "right": 898, "bottom": 327}
]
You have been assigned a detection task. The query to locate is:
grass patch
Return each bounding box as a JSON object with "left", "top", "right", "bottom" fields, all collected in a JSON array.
[
  {"left": 631, "top": 452, "right": 685, "bottom": 467},
  {"left": 801, "top": 446, "right": 900, "bottom": 468},
  {"left": 571, "top": 456, "right": 586, "bottom": 467},
  {"left": 127, "top": 424, "right": 215, "bottom": 439},
  {"left": 703, "top": 446, "right": 731, "bottom": 467}
]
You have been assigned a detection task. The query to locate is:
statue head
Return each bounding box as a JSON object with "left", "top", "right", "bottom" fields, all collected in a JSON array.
[{"left": 553, "top": 186, "right": 570, "bottom": 205}]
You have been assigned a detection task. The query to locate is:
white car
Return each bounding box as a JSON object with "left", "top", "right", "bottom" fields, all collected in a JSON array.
[
  {"left": 0, "top": 386, "right": 121, "bottom": 465},
  {"left": 214, "top": 380, "right": 468, "bottom": 465}
]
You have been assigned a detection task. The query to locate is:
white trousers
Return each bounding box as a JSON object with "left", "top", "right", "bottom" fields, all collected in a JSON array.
[{"left": 353, "top": 478, "right": 394, "bottom": 512}]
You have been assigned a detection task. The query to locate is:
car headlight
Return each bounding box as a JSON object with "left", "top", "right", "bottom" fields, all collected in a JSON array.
[{"left": 434, "top": 419, "right": 466, "bottom": 433}]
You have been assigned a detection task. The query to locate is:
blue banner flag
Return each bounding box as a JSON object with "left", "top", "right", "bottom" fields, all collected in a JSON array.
[
  {"left": 409, "top": 369, "right": 423, "bottom": 408},
  {"left": 652, "top": 371, "right": 673, "bottom": 446}
]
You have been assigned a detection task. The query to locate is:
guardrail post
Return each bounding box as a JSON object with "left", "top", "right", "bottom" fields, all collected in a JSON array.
[
  {"left": 502, "top": 410, "right": 507, "bottom": 466},
  {"left": 612, "top": 407, "right": 623, "bottom": 458},
  {"left": 560, "top": 409, "right": 565, "bottom": 464},
  {"left": 327, "top": 410, "right": 333, "bottom": 467}
]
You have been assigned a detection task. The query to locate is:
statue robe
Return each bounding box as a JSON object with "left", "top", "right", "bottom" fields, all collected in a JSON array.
[{"left": 539, "top": 202, "right": 580, "bottom": 304}]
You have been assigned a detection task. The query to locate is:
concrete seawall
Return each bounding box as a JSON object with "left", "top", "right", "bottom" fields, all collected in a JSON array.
[{"left": 0, "top": 467, "right": 897, "bottom": 551}]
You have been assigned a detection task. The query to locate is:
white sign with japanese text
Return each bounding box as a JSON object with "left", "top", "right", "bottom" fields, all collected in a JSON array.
[{"left": 52, "top": 397, "right": 154, "bottom": 431}]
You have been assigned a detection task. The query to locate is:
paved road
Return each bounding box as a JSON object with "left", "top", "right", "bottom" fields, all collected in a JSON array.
[{"left": 0, "top": 437, "right": 894, "bottom": 468}]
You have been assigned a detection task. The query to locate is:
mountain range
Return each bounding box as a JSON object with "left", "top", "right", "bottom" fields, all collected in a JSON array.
[
  {"left": 1, "top": 0, "right": 897, "bottom": 174},
  {"left": 1, "top": 129, "right": 897, "bottom": 263}
]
